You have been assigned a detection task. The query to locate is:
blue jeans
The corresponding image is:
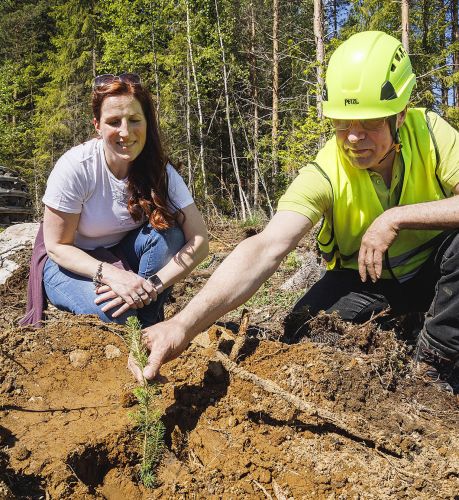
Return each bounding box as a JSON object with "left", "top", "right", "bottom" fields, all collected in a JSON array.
[{"left": 43, "top": 223, "right": 185, "bottom": 327}]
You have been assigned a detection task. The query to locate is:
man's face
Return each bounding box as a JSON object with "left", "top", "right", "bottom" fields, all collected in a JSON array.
[{"left": 334, "top": 113, "right": 405, "bottom": 171}]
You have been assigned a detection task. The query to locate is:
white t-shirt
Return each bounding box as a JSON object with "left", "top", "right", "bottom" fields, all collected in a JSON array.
[{"left": 43, "top": 138, "right": 194, "bottom": 250}]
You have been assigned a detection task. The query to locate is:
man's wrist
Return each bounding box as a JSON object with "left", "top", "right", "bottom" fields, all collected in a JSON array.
[
  {"left": 384, "top": 207, "right": 403, "bottom": 232},
  {"left": 172, "top": 311, "right": 201, "bottom": 343}
]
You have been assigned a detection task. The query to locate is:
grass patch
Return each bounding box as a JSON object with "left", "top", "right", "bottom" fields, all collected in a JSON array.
[{"left": 283, "top": 250, "right": 301, "bottom": 271}]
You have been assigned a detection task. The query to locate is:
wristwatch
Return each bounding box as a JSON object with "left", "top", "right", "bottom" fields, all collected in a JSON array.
[{"left": 148, "top": 274, "right": 164, "bottom": 294}]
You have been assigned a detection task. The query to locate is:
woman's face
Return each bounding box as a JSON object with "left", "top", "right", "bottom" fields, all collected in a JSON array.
[{"left": 94, "top": 94, "right": 147, "bottom": 170}]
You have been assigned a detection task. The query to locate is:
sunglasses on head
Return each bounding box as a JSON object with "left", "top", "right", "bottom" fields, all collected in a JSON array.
[
  {"left": 93, "top": 73, "right": 141, "bottom": 88},
  {"left": 331, "top": 117, "right": 388, "bottom": 132}
]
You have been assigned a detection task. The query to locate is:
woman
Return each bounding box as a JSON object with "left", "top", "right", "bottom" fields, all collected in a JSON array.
[{"left": 37, "top": 73, "right": 208, "bottom": 326}]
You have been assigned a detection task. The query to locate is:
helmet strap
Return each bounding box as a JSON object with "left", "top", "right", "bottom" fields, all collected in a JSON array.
[{"left": 378, "top": 114, "right": 402, "bottom": 165}]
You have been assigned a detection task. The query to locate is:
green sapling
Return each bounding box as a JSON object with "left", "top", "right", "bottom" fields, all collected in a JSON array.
[{"left": 124, "top": 316, "right": 165, "bottom": 488}]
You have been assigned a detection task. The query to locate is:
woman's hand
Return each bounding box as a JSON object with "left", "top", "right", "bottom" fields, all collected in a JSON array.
[{"left": 94, "top": 266, "right": 157, "bottom": 317}]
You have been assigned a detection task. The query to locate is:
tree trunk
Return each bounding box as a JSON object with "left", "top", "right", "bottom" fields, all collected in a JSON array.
[
  {"left": 332, "top": 0, "right": 338, "bottom": 38},
  {"left": 186, "top": 0, "right": 207, "bottom": 198},
  {"left": 250, "top": 2, "right": 259, "bottom": 209},
  {"left": 186, "top": 48, "right": 193, "bottom": 193},
  {"left": 401, "top": 0, "right": 409, "bottom": 53},
  {"left": 12, "top": 87, "right": 16, "bottom": 127},
  {"left": 314, "top": 0, "right": 324, "bottom": 147},
  {"left": 233, "top": 79, "right": 274, "bottom": 217},
  {"left": 150, "top": 0, "right": 161, "bottom": 116},
  {"left": 272, "top": 0, "right": 279, "bottom": 175},
  {"left": 453, "top": 0, "right": 459, "bottom": 107},
  {"left": 422, "top": 0, "right": 429, "bottom": 52},
  {"left": 215, "top": 0, "right": 251, "bottom": 220},
  {"left": 92, "top": 47, "right": 96, "bottom": 79},
  {"left": 440, "top": 17, "right": 448, "bottom": 107}
]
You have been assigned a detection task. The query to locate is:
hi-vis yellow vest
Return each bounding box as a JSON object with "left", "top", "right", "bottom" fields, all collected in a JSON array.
[{"left": 316, "top": 108, "right": 448, "bottom": 281}]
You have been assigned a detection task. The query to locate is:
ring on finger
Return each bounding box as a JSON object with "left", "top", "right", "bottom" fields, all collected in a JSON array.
[{"left": 134, "top": 295, "right": 142, "bottom": 303}]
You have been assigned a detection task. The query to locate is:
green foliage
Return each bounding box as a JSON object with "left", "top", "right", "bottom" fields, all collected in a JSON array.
[
  {"left": 124, "top": 317, "right": 164, "bottom": 488},
  {"left": 125, "top": 316, "right": 149, "bottom": 368},
  {"left": 279, "top": 106, "right": 333, "bottom": 176},
  {"left": 1, "top": 0, "right": 459, "bottom": 218},
  {"left": 237, "top": 209, "right": 268, "bottom": 229},
  {"left": 283, "top": 250, "right": 301, "bottom": 271}
]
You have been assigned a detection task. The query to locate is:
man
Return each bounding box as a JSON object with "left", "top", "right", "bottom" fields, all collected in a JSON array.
[{"left": 135, "top": 31, "right": 459, "bottom": 393}]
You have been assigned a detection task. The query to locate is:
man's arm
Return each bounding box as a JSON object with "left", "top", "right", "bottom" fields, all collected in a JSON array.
[
  {"left": 359, "top": 183, "right": 459, "bottom": 282},
  {"left": 134, "top": 211, "right": 313, "bottom": 381}
]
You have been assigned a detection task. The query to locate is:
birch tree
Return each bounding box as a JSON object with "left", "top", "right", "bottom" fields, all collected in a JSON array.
[
  {"left": 185, "top": 0, "right": 207, "bottom": 198},
  {"left": 452, "top": 0, "right": 459, "bottom": 107},
  {"left": 250, "top": 1, "right": 260, "bottom": 209},
  {"left": 401, "top": 0, "right": 409, "bottom": 52},
  {"left": 215, "top": 0, "right": 251, "bottom": 220},
  {"left": 271, "top": 0, "right": 279, "bottom": 175},
  {"left": 314, "top": 0, "right": 325, "bottom": 147}
]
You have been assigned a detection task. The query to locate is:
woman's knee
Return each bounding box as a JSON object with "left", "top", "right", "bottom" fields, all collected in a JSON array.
[
  {"left": 140, "top": 225, "right": 185, "bottom": 271},
  {"left": 140, "top": 224, "right": 184, "bottom": 252}
]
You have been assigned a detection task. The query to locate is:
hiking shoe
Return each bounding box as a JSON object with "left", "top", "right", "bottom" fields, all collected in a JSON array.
[{"left": 414, "top": 341, "right": 455, "bottom": 394}]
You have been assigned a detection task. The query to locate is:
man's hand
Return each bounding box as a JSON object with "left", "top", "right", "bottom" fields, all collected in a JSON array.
[
  {"left": 359, "top": 211, "right": 399, "bottom": 282},
  {"left": 128, "top": 320, "right": 192, "bottom": 383}
]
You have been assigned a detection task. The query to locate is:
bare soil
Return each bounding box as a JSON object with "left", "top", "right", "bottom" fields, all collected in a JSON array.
[{"left": 1, "top": 220, "right": 458, "bottom": 499}]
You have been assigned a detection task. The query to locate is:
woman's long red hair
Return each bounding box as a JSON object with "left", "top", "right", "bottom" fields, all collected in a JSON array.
[{"left": 92, "top": 81, "right": 178, "bottom": 230}]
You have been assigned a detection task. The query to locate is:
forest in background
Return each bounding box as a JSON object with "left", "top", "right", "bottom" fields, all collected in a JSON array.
[{"left": 1, "top": 0, "right": 458, "bottom": 220}]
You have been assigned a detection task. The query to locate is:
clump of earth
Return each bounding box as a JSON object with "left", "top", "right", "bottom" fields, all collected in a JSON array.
[{"left": 1, "top": 221, "right": 458, "bottom": 499}]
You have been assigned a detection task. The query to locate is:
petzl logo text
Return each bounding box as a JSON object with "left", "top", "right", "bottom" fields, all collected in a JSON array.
[{"left": 344, "top": 98, "right": 359, "bottom": 106}]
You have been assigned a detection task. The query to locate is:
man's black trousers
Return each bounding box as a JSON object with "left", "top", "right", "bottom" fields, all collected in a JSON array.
[{"left": 286, "top": 231, "right": 459, "bottom": 361}]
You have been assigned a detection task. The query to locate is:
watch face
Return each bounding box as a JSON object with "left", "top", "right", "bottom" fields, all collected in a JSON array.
[{"left": 148, "top": 274, "right": 163, "bottom": 289}]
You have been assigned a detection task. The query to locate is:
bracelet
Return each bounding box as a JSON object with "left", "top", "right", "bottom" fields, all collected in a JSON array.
[{"left": 93, "top": 262, "right": 104, "bottom": 289}]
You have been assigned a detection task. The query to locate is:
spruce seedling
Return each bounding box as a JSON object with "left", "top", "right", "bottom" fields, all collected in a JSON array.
[{"left": 124, "top": 316, "right": 165, "bottom": 488}]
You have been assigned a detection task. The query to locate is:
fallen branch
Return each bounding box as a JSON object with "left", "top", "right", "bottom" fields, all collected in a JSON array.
[
  {"left": 1, "top": 403, "right": 113, "bottom": 413},
  {"left": 229, "top": 309, "right": 250, "bottom": 361},
  {"left": 214, "top": 350, "right": 400, "bottom": 456}
]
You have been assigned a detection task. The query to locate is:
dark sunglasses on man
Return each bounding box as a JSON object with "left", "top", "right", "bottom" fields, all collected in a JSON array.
[{"left": 93, "top": 73, "right": 141, "bottom": 88}]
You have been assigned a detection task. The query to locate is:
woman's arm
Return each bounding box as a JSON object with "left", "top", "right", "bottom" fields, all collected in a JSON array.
[
  {"left": 98, "top": 203, "right": 209, "bottom": 317},
  {"left": 155, "top": 203, "right": 209, "bottom": 286},
  {"left": 43, "top": 206, "right": 156, "bottom": 307}
]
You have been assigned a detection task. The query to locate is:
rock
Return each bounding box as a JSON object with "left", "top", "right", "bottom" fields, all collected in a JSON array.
[
  {"left": 254, "top": 468, "right": 271, "bottom": 483},
  {"left": 280, "top": 250, "right": 325, "bottom": 292},
  {"left": 0, "top": 222, "right": 39, "bottom": 285},
  {"left": 69, "top": 349, "right": 91, "bottom": 368},
  {"left": 14, "top": 445, "right": 31, "bottom": 461},
  {"left": 227, "top": 416, "right": 240, "bottom": 428},
  {"left": 105, "top": 344, "right": 121, "bottom": 359},
  {"left": 0, "top": 377, "right": 13, "bottom": 394},
  {"left": 27, "top": 396, "right": 43, "bottom": 403},
  {"left": 0, "top": 222, "right": 39, "bottom": 246},
  {"left": 191, "top": 331, "right": 212, "bottom": 348}
]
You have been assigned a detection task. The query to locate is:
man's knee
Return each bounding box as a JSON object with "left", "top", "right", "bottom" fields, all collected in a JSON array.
[{"left": 283, "top": 290, "right": 388, "bottom": 343}]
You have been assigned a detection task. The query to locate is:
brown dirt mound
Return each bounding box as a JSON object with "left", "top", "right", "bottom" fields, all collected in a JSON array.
[{"left": 1, "top": 237, "right": 458, "bottom": 498}]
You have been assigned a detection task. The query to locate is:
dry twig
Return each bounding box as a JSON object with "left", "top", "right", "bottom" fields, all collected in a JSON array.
[
  {"left": 214, "top": 350, "right": 400, "bottom": 456},
  {"left": 229, "top": 309, "right": 250, "bottom": 361}
]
